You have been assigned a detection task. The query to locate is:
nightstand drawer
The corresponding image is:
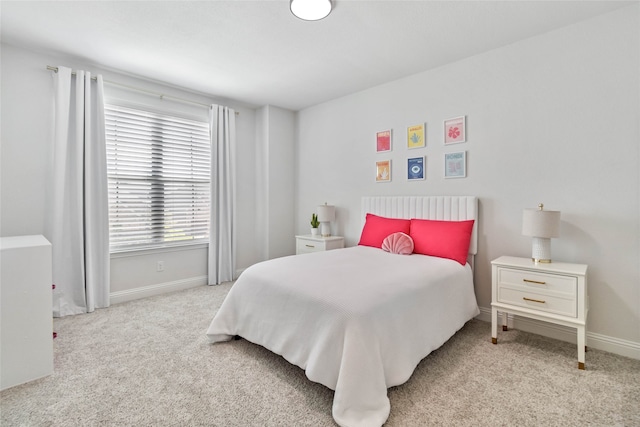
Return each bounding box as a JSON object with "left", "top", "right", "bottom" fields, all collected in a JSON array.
[
  {"left": 497, "top": 286, "right": 577, "bottom": 317},
  {"left": 296, "top": 240, "right": 325, "bottom": 254},
  {"left": 295, "top": 235, "right": 344, "bottom": 255},
  {"left": 498, "top": 268, "right": 577, "bottom": 294},
  {"left": 496, "top": 267, "right": 577, "bottom": 317}
]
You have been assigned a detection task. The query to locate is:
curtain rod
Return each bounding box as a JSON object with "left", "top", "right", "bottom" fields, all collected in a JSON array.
[{"left": 46, "top": 65, "right": 239, "bottom": 114}]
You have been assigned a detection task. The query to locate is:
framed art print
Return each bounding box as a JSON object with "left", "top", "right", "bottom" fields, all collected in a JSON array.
[
  {"left": 444, "top": 116, "right": 466, "bottom": 145},
  {"left": 376, "top": 160, "right": 391, "bottom": 182},
  {"left": 444, "top": 151, "right": 466, "bottom": 178},
  {"left": 407, "top": 156, "right": 425, "bottom": 180},
  {"left": 407, "top": 124, "right": 425, "bottom": 149},
  {"left": 376, "top": 130, "right": 392, "bottom": 152}
]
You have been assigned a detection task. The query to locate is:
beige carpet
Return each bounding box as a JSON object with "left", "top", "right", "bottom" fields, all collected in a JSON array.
[{"left": 2, "top": 283, "right": 639, "bottom": 426}]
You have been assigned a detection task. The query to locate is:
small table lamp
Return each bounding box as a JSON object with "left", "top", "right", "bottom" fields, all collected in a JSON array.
[
  {"left": 522, "top": 203, "right": 560, "bottom": 263},
  {"left": 317, "top": 203, "right": 335, "bottom": 237}
]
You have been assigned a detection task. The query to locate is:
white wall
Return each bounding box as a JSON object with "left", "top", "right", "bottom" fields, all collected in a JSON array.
[
  {"left": 266, "top": 106, "right": 296, "bottom": 258},
  {"left": 295, "top": 6, "right": 640, "bottom": 352},
  {"left": 0, "top": 44, "right": 262, "bottom": 299},
  {"left": 255, "top": 105, "right": 296, "bottom": 260}
]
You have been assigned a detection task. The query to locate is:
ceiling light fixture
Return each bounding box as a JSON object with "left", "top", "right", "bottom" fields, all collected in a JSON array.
[{"left": 290, "top": 0, "right": 332, "bottom": 21}]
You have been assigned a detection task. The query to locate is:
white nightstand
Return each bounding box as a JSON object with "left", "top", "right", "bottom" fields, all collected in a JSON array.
[
  {"left": 491, "top": 256, "right": 588, "bottom": 369},
  {"left": 295, "top": 235, "right": 344, "bottom": 255}
]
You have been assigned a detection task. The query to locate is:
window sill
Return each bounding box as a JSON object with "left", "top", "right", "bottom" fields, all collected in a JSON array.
[{"left": 110, "top": 242, "right": 209, "bottom": 259}]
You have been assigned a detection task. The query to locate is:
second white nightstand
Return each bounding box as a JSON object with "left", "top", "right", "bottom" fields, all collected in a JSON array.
[
  {"left": 295, "top": 235, "right": 344, "bottom": 255},
  {"left": 491, "top": 256, "right": 588, "bottom": 369}
]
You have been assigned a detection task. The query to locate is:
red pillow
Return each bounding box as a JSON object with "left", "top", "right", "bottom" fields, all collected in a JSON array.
[
  {"left": 358, "top": 214, "right": 411, "bottom": 248},
  {"left": 410, "top": 219, "right": 475, "bottom": 265}
]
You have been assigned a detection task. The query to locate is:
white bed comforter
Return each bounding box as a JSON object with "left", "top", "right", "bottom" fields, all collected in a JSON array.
[{"left": 207, "top": 246, "right": 479, "bottom": 427}]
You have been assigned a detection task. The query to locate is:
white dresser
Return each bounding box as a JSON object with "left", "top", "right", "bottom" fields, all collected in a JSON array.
[
  {"left": 0, "top": 235, "right": 53, "bottom": 390},
  {"left": 295, "top": 235, "right": 344, "bottom": 255},
  {"left": 491, "top": 256, "right": 588, "bottom": 369}
]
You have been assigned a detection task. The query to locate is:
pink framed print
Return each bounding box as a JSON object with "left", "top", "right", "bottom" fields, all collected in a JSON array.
[
  {"left": 444, "top": 116, "right": 466, "bottom": 145},
  {"left": 376, "top": 160, "right": 391, "bottom": 182},
  {"left": 376, "top": 130, "right": 392, "bottom": 152}
]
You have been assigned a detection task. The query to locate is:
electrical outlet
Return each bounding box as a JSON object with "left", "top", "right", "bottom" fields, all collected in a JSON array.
[{"left": 156, "top": 261, "right": 165, "bottom": 272}]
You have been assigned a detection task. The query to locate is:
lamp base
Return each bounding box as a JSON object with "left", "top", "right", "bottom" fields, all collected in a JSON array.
[
  {"left": 531, "top": 236, "right": 552, "bottom": 263},
  {"left": 320, "top": 222, "right": 331, "bottom": 237}
]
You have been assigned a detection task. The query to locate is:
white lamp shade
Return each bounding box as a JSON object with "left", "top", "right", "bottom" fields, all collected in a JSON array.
[
  {"left": 290, "top": 0, "right": 332, "bottom": 21},
  {"left": 317, "top": 204, "right": 335, "bottom": 222},
  {"left": 522, "top": 208, "right": 560, "bottom": 238}
]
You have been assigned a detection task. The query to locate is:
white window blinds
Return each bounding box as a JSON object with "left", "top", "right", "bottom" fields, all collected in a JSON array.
[{"left": 105, "top": 105, "right": 211, "bottom": 251}]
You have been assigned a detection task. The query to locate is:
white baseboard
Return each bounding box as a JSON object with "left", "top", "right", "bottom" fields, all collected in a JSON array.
[
  {"left": 110, "top": 275, "right": 208, "bottom": 305},
  {"left": 476, "top": 306, "right": 640, "bottom": 361}
]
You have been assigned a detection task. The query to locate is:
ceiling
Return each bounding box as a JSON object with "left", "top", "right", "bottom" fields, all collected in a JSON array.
[{"left": 1, "top": 1, "right": 633, "bottom": 111}]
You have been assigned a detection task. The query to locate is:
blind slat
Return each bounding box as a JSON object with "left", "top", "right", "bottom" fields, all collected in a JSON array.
[{"left": 106, "top": 104, "right": 211, "bottom": 251}]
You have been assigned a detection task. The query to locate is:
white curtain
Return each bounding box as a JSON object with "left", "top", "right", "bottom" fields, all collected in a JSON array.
[
  {"left": 48, "top": 66, "right": 110, "bottom": 316},
  {"left": 208, "top": 105, "right": 237, "bottom": 285}
]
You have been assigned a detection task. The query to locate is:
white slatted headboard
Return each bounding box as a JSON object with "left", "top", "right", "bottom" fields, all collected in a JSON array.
[{"left": 361, "top": 196, "right": 479, "bottom": 267}]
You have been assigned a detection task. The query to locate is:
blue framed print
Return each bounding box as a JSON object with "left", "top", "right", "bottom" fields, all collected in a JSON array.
[
  {"left": 444, "top": 151, "right": 466, "bottom": 178},
  {"left": 407, "top": 156, "right": 425, "bottom": 180}
]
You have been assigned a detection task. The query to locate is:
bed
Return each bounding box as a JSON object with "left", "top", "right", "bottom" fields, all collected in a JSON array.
[{"left": 207, "top": 196, "right": 479, "bottom": 427}]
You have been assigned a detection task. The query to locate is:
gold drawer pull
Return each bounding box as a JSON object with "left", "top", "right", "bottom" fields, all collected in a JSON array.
[
  {"left": 523, "top": 279, "right": 546, "bottom": 285},
  {"left": 305, "top": 244, "right": 315, "bottom": 248},
  {"left": 523, "top": 297, "right": 546, "bottom": 304}
]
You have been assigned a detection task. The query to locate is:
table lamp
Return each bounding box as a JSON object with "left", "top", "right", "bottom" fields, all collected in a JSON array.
[
  {"left": 522, "top": 203, "right": 560, "bottom": 263},
  {"left": 317, "top": 203, "right": 335, "bottom": 237}
]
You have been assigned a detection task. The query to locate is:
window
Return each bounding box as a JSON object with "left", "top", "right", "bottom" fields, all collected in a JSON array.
[{"left": 105, "top": 105, "right": 211, "bottom": 252}]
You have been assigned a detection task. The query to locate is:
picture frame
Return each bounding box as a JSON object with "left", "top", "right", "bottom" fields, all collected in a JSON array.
[
  {"left": 444, "top": 116, "right": 466, "bottom": 145},
  {"left": 407, "top": 124, "right": 425, "bottom": 149},
  {"left": 376, "top": 130, "right": 392, "bottom": 152},
  {"left": 407, "top": 156, "right": 425, "bottom": 181},
  {"left": 444, "top": 151, "right": 466, "bottom": 178},
  {"left": 376, "top": 160, "right": 391, "bottom": 182}
]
